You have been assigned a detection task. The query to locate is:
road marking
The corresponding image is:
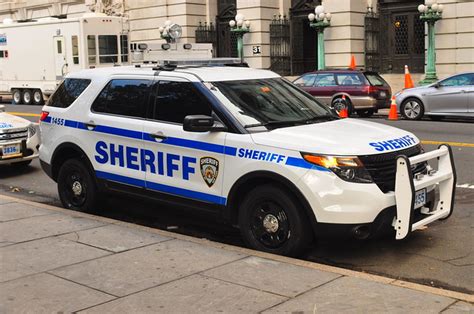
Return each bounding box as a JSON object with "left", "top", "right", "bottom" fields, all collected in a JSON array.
[
  {"left": 7, "top": 112, "right": 41, "bottom": 117},
  {"left": 456, "top": 184, "right": 474, "bottom": 190},
  {"left": 421, "top": 140, "right": 474, "bottom": 148}
]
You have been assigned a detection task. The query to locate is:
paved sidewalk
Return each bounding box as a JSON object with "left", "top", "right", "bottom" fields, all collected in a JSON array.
[{"left": 1, "top": 195, "right": 473, "bottom": 313}]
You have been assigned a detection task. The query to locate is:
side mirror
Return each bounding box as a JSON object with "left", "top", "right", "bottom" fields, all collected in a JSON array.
[
  {"left": 433, "top": 82, "right": 440, "bottom": 88},
  {"left": 183, "top": 115, "right": 227, "bottom": 132}
]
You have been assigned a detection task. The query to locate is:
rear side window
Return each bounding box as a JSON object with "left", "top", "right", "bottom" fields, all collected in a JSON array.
[
  {"left": 365, "top": 73, "right": 388, "bottom": 86},
  {"left": 336, "top": 73, "right": 364, "bottom": 86},
  {"left": 92, "top": 79, "right": 151, "bottom": 118},
  {"left": 151, "top": 81, "right": 212, "bottom": 124},
  {"left": 47, "top": 78, "right": 91, "bottom": 108}
]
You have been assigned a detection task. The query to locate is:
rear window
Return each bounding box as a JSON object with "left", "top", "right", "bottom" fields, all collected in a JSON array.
[
  {"left": 335, "top": 73, "right": 364, "bottom": 86},
  {"left": 365, "top": 73, "right": 388, "bottom": 86},
  {"left": 46, "top": 78, "right": 91, "bottom": 108}
]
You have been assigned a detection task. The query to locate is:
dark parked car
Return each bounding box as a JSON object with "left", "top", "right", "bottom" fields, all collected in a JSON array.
[{"left": 293, "top": 69, "right": 392, "bottom": 117}]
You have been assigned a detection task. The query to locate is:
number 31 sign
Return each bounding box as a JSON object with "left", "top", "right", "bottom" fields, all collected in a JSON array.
[{"left": 252, "top": 46, "right": 261, "bottom": 55}]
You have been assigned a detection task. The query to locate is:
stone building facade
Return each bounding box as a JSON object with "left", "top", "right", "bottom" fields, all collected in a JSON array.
[{"left": 1, "top": 0, "right": 473, "bottom": 89}]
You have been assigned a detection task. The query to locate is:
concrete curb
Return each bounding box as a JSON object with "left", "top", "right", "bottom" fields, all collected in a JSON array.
[{"left": 1, "top": 193, "right": 472, "bottom": 304}]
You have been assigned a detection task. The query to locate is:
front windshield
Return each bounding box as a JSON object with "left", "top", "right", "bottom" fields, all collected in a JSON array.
[{"left": 211, "top": 78, "right": 336, "bottom": 130}]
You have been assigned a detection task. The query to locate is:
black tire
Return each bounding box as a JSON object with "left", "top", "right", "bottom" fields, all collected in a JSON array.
[
  {"left": 11, "top": 89, "right": 22, "bottom": 105},
  {"left": 331, "top": 97, "right": 353, "bottom": 116},
  {"left": 401, "top": 98, "right": 424, "bottom": 120},
  {"left": 32, "top": 89, "right": 44, "bottom": 106},
  {"left": 57, "top": 159, "right": 99, "bottom": 212},
  {"left": 357, "top": 109, "right": 374, "bottom": 118},
  {"left": 10, "top": 160, "right": 32, "bottom": 169},
  {"left": 238, "top": 184, "right": 312, "bottom": 257},
  {"left": 22, "top": 89, "right": 32, "bottom": 105}
]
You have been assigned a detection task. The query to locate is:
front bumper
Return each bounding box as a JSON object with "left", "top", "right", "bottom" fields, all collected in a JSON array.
[
  {"left": 0, "top": 134, "right": 40, "bottom": 165},
  {"left": 300, "top": 145, "right": 455, "bottom": 240}
]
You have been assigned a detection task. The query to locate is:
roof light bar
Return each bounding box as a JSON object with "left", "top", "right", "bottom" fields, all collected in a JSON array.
[{"left": 158, "top": 58, "right": 242, "bottom": 67}]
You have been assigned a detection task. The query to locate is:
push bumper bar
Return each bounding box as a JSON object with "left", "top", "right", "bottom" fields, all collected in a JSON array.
[{"left": 394, "top": 144, "right": 456, "bottom": 240}]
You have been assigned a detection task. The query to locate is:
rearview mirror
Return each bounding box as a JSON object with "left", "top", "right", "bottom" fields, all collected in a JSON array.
[
  {"left": 432, "top": 82, "right": 440, "bottom": 88},
  {"left": 183, "top": 115, "right": 227, "bottom": 132}
]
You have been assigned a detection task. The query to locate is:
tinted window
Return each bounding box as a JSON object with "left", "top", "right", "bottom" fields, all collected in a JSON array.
[
  {"left": 440, "top": 74, "right": 473, "bottom": 87},
  {"left": 47, "top": 79, "right": 91, "bottom": 108},
  {"left": 336, "top": 73, "right": 364, "bottom": 86},
  {"left": 315, "top": 74, "right": 336, "bottom": 86},
  {"left": 152, "top": 81, "right": 212, "bottom": 124},
  {"left": 294, "top": 74, "right": 317, "bottom": 87},
  {"left": 92, "top": 79, "right": 151, "bottom": 118}
]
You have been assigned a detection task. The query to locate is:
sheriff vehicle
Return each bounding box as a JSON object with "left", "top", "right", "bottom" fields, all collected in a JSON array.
[
  {"left": 0, "top": 105, "right": 39, "bottom": 167},
  {"left": 38, "top": 59, "right": 456, "bottom": 256}
]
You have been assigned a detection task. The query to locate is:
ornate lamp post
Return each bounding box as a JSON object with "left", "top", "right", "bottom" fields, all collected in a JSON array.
[
  {"left": 308, "top": 5, "right": 332, "bottom": 70},
  {"left": 229, "top": 14, "right": 250, "bottom": 62},
  {"left": 418, "top": 0, "right": 443, "bottom": 85}
]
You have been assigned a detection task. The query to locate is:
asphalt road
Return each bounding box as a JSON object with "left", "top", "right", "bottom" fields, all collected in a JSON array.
[{"left": 1, "top": 104, "right": 473, "bottom": 294}]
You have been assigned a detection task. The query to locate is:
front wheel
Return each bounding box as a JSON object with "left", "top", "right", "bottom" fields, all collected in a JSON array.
[
  {"left": 238, "top": 185, "right": 312, "bottom": 257},
  {"left": 401, "top": 98, "right": 424, "bottom": 120},
  {"left": 57, "top": 159, "right": 99, "bottom": 212}
]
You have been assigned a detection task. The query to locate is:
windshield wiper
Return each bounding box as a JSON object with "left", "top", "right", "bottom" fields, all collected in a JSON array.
[{"left": 299, "top": 115, "right": 338, "bottom": 124}]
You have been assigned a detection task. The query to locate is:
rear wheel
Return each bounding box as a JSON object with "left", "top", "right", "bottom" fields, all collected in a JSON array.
[
  {"left": 357, "top": 109, "right": 374, "bottom": 118},
  {"left": 331, "top": 97, "right": 353, "bottom": 116},
  {"left": 22, "top": 89, "right": 32, "bottom": 105},
  {"left": 401, "top": 98, "right": 424, "bottom": 120},
  {"left": 12, "top": 89, "right": 22, "bottom": 105},
  {"left": 32, "top": 90, "right": 44, "bottom": 106},
  {"left": 238, "top": 185, "right": 312, "bottom": 257},
  {"left": 57, "top": 159, "right": 99, "bottom": 212}
]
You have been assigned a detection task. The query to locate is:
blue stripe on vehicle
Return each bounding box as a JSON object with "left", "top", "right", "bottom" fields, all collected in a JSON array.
[
  {"left": 285, "top": 156, "right": 330, "bottom": 172},
  {"left": 161, "top": 137, "right": 237, "bottom": 156},
  {"left": 95, "top": 170, "right": 226, "bottom": 205}
]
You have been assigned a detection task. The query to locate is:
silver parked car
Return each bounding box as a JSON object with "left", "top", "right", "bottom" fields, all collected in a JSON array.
[{"left": 395, "top": 72, "right": 474, "bottom": 120}]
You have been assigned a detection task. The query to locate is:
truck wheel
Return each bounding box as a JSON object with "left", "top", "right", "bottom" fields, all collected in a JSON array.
[
  {"left": 238, "top": 185, "right": 312, "bottom": 257},
  {"left": 57, "top": 159, "right": 99, "bottom": 212},
  {"left": 12, "top": 89, "right": 22, "bottom": 105},
  {"left": 22, "top": 89, "right": 32, "bottom": 105},
  {"left": 33, "top": 90, "right": 44, "bottom": 106}
]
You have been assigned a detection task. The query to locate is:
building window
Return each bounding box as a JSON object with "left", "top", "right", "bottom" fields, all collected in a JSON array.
[
  {"left": 98, "top": 35, "right": 118, "bottom": 64},
  {"left": 87, "top": 35, "right": 96, "bottom": 65},
  {"left": 72, "top": 36, "right": 79, "bottom": 64},
  {"left": 120, "top": 35, "right": 128, "bottom": 63}
]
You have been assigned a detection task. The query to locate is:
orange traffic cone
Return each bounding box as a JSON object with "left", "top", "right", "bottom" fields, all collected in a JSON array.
[
  {"left": 349, "top": 55, "right": 356, "bottom": 70},
  {"left": 339, "top": 95, "right": 349, "bottom": 118},
  {"left": 388, "top": 96, "right": 398, "bottom": 120},
  {"left": 404, "top": 65, "right": 414, "bottom": 89}
]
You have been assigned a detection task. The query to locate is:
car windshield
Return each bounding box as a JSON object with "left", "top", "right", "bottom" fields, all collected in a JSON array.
[
  {"left": 210, "top": 78, "right": 336, "bottom": 130},
  {"left": 365, "top": 73, "right": 388, "bottom": 86}
]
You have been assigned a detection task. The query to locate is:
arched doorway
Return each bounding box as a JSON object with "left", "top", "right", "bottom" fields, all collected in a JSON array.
[
  {"left": 289, "top": 0, "right": 320, "bottom": 75},
  {"left": 216, "top": 0, "right": 238, "bottom": 58}
]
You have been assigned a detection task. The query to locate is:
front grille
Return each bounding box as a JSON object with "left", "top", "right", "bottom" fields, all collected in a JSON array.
[
  {"left": 359, "top": 145, "right": 427, "bottom": 193},
  {"left": 0, "top": 128, "right": 28, "bottom": 142}
]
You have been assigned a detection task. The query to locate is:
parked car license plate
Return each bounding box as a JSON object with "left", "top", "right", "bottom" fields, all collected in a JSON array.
[
  {"left": 2, "top": 144, "right": 21, "bottom": 158},
  {"left": 414, "top": 189, "right": 427, "bottom": 209}
]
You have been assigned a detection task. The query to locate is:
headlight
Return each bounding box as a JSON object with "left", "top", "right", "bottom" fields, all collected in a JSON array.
[
  {"left": 301, "top": 153, "right": 373, "bottom": 183},
  {"left": 27, "top": 125, "right": 37, "bottom": 138}
]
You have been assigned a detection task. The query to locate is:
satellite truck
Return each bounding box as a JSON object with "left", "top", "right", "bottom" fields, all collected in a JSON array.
[{"left": 0, "top": 13, "right": 129, "bottom": 105}]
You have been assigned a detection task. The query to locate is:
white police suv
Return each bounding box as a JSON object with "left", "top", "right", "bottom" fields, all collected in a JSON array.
[
  {"left": 0, "top": 105, "right": 39, "bottom": 167},
  {"left": 39, "top": 59, "right": 456, "bottom": 256}
]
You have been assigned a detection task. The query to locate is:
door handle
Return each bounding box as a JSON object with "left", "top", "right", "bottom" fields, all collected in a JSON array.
[
  {"left": 84, "top": 121, "right": 96, "bottom": 130},
  {"left": 149, "top": 131, "right": 167, "bottom": 141}
]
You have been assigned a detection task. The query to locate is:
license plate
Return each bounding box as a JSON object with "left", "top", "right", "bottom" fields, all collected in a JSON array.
[
  {"left": 414, "top": 189, "right": 427, "bottom": 209},
  {"left": 2, "top": 144, "right": 21, "bottom": 159}
]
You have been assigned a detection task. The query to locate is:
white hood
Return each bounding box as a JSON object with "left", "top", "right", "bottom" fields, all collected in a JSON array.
[
  {"left": 0, "top": 112, "right": 31, "bottom": 132},
  {"left": 250, "top": 118, "right": 419, "bottom": 156}
]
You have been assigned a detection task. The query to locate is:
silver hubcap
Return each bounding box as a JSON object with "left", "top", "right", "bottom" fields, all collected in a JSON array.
[
  {"left": 262, "top": 214, "right": 279, "bottom": 233},
  {"left": 23, "top": 91, "right": 31, "bottom": 103},
  {"left": 72, "top": 181, "right": 83, "bottom": 196},
  {"left": 34, "top": 91, "right": 42, "bottom": 103},
  {"left": 13, "top": 92, "right": 21, "bottom": 103},
  {"left": 404, "top": 101, "right": 421, "bottom": 119}
]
